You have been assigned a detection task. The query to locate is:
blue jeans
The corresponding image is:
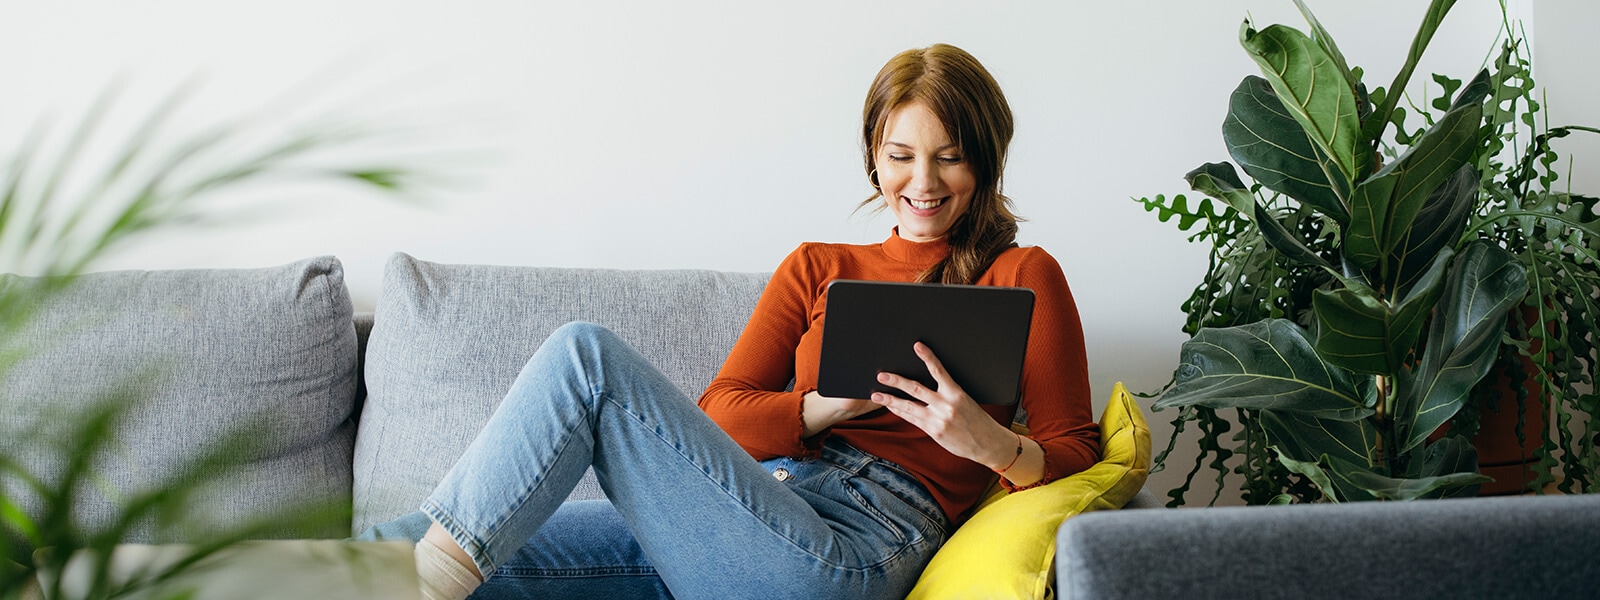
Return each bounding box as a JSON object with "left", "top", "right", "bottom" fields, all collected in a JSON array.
[{"left": 358, "top": 322, "right": 950, "bottom": 600}]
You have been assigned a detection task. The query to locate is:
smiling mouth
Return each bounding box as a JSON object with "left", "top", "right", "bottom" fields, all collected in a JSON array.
[{"left": 905, "top": 196, "right": 946, "bottom": 210}]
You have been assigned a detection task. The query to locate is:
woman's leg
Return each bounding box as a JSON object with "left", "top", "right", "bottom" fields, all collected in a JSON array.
[
  {"left": 469, "top": 500, "right": 670, "bottom": 599},
  {"left": 422, "top": 321, "right": 948, "bottom": 600}
]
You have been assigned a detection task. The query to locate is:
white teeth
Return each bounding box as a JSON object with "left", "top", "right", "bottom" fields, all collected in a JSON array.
[{"left": 908, "top": 197, "right": 944, "bottom": 210}]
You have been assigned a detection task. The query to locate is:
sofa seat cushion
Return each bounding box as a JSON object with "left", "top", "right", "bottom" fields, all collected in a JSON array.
[
  {"left": 907, "top": 381, "right": 1152, "bottom": 599},
  {"left": 0, "top": 257, "right": 361, "bottom": 542},
  {"left": 354, "top": 253, "right": 768, "bottom": 534}
]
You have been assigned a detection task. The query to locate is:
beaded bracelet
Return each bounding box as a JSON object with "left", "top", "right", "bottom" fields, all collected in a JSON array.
[{"left": 992, "top": 432, "right": 1025, "bottom": 474}]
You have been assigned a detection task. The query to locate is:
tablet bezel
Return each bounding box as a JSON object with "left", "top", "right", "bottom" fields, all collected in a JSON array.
[{"left": 815, "top": 279, "right": 1034, "bottom": 406}]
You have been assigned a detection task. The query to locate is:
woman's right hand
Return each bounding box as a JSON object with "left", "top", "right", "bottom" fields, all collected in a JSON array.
[{"left": 801, "top": 391, "right": 881, "bottom": 438}]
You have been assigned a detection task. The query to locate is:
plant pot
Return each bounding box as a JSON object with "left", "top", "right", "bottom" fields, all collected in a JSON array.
[
  {"left": 1445, "top": 305, "right": 1550, "bottom": 495},
  {"left": 1470, "top": 350, "right": 1548, "bottom": 495}
]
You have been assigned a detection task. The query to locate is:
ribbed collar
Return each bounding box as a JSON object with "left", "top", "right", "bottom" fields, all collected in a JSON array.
[{"left": 881, "top": 227, "right": 951, "bottom": 266}]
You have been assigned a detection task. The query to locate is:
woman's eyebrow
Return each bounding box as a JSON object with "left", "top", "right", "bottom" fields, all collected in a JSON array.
[{"left": 884, "top": 141, "right": 961, "bottom": 151}]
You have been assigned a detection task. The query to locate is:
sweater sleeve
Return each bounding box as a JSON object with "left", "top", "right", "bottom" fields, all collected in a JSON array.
[
  {"left": 1005, "top": 249, "right": 1101, "bottom": 490},
  {"left": 698, "top": 244, "right": 821, "bottom": 460}
]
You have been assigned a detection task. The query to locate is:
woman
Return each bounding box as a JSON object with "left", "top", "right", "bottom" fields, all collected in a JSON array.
[{"left": 368, "top": 43, "right": 1100, "bottom": 600}]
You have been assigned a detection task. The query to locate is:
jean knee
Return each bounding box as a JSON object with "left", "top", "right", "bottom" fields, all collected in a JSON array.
[
  {"left": 547, "top": 321, "right": 618, "bottom": 351},
  {"left": 530, "top": 321, "right": 631, "bottom": 390}
]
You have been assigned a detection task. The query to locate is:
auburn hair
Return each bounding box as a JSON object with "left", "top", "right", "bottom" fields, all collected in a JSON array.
[{"left": 860, "top": 44, "right": 1019, "bottom": 285}]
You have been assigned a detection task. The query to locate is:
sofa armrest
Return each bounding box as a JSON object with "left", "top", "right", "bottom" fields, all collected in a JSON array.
[
  {"left": 1120, "top": 487, "right": 1162, "bottom": 509},
  {"left": 1055, "top": 493, "right": 1600, "bottom": 599}
]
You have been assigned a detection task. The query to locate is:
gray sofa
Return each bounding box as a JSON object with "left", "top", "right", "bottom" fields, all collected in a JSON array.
[
  {"left": 3, "top": 253, "right": 776, "bottom": 542},
  {"left": 6, "top": 253, "right": 1594, "bottom": 599},
  {"left": 1057, "top": 492, "right": 1600, "bottom": 598}
]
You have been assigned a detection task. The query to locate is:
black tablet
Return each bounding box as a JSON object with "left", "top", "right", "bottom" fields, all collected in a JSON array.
[{"left": 816, "top": 280, "right": 1034, "bottom": 406}]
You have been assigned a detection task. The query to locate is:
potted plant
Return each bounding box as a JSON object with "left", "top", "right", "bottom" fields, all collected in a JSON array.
[
  {"left": 1137, "top": 0, "right": 1598, "bottom": 505},
  {"left": 1, "top": 86, "right": 419, "bottom": 599}
]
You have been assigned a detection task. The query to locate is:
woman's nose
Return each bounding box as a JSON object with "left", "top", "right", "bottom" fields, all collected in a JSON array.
[{"left": 909, "top": 159, "right": 941, "bottom": 194}]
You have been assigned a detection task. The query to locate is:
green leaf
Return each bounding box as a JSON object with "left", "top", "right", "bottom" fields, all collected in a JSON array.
[
  {"left": 1387, "top": 164, "right": 1476, "bottom": 297},
  {"left": 1351, "top": 82, "right": 1377, "bottom": 181},
  {"left": 1273, "top": 449, "right": 1343, "bottom": 502},
  {"left": 1344, "top": 103, "right": 1481, "bottom": 270},
  {"left": 0, "top": 490, "right": 41, "bottom": 546},
  {"left": 1430, "top": 74, "right": 1463, "bottom": 111},
  {"left": 1260, "top": 408, "right": 1378, "bottom": 469},
  {"left": 1292, "top": 0, "right": 1376, "bottom": 181},
  {"left": 1291, "top": 0, "right": 1358, "bottom": 92},
  {"left": 1154, "top": 319, "right": 1371, "bottom": 420},
  {"left": 1134, "top": 193, "right": 1234, "bottom": 233},
  {"left": 1184, "top": 162, "right": 1256, "bottom": 214},
  {"left": 1327, "top": 456, "right": 1488, "bottom": 501},
  {"left": 1392, "top": 242, "right": 1529, "bottom": 451},
  {"left": 1312, "top": 247, "right": 1452, "bottom": 374},
  {"left": 1450, "top": 69, "right": 1492, "bottom": 112},
  {"left": 1343, "top": 173, "right": 1397, "bottom": 270},
  {"left": 1240, "top": 21, "right": 1362, "bottom": 192},
  {"left": 1470, "top": 189, "right": 1600, "bottom": 242},
  {"left": 1362, "top": 0, "right": 1461, "bottom": 142},
  {"left": 1254, "top": 203, "right": 1333, "bottom": 270},
  {"left": 1223, "top": 76, "right": 1351, "bottom": 223},
  {"left": 344, "top": 168, "right": 407, "bottom": 190},
  {"left": 1310, "top": 288, "right": 1392, "bottom": 375},
  {"left": 1404, "top": 436, "right": 1483, "bottom": 498}
]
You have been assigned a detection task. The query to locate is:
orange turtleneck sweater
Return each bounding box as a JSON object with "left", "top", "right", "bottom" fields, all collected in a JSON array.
[{"left": 698, "top": 231, "right": 1100, "bottom": 521}]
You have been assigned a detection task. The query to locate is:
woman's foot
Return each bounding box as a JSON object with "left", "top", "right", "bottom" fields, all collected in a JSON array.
[{"left": 416, "top": 524, "right": 483, "bottom": 600}]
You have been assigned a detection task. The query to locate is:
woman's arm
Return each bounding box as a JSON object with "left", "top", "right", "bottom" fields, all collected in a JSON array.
[
  {"left": 699, "top": 244, "right": 831, "bottom": 459},
  {"left": 800, "top": 391, "right": 880, "bottom": 438},
  {"left": 1001, "top": 248, "right": 1100, "bottom": 487}
]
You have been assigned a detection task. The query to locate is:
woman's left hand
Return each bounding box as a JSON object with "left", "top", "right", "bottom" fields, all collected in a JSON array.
[{"left": 870, "top": 342, "right": 1018, "bottom": 468}]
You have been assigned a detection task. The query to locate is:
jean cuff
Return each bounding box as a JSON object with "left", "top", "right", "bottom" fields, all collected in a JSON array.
[{"left": 422, "top": 499, "right": 496, "bottom": 578}]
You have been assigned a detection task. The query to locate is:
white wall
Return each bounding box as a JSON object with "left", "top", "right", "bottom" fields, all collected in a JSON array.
[
  {"left": 3, "top": 1, "right": 1593, "bottom": 505},
  {"left": 1534, "top": 0, "right": 1600, "bottom": 197}
]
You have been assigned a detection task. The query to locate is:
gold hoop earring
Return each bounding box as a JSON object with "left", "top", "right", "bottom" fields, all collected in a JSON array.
[{"left": 869, "top": 169, "right": 880, "bottom": 189}]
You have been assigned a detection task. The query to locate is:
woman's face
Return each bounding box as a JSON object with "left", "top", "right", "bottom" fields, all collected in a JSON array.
[{"left": 875, "top": 102, "right": 976, "bottom": 243}]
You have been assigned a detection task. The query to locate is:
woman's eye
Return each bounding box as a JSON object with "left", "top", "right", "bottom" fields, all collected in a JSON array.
[
  {"left": 938, "top": 156, "right": 964, "bottom": 165},
  {"left": 888, "top": 155, "right": 913, "bottom": 163}
]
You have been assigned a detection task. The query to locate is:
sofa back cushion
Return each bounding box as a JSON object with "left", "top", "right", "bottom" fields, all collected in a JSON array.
[
  {"left": 0, "top": 257, "right": 360, "bottom": 542},
  {"left": 354, "top": 253, "right": 768, "bottom": 534}
]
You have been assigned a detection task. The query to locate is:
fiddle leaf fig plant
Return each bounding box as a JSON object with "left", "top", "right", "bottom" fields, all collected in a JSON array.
[{"left": 1138, "top": 0, "right": 1598, "bottom": 504}]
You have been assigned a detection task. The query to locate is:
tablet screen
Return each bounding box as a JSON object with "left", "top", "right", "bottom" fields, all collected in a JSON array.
[{"left": 816, "top": 280, "right": 1033, "bottom": 406}]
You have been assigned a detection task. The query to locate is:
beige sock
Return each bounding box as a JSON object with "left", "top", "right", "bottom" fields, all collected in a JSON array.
[{"left": 415, "top": 535, "right": 483, "bottom": 600}]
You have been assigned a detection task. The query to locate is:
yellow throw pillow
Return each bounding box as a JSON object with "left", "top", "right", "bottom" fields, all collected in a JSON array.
[{"left": 907, "top": 382, "right": 1151, "bottom": 600}]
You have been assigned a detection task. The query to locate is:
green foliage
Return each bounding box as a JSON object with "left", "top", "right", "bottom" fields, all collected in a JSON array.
[
  {"left": 1223, "top": 76, "right": 1351, "bottom": 222},
  {"left": 1390, "top": 242, "right": 1530, "bottom": 452},
  {"left": 1239, "top": 22, "right": 1363, "bottom": 197},
  {"left": 2, "top": 391, "right": 354, "bottom": 600},
  {"left": 1133, "top": 193, "right": 1237, "bottom": 237},
  {"left": 1161, "top": 320, "right": 1371, "bottom": 421},
  {"left": 1, "top": 84, "right": 421, "bottom": 598},
  {"left": 1142, "top": 0, "right": 1598, "bottom": 505}
]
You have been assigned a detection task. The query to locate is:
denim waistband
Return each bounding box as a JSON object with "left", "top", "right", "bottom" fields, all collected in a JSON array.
[{"left": 816, "top": 437, "right": 949, "bottom": 532}]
